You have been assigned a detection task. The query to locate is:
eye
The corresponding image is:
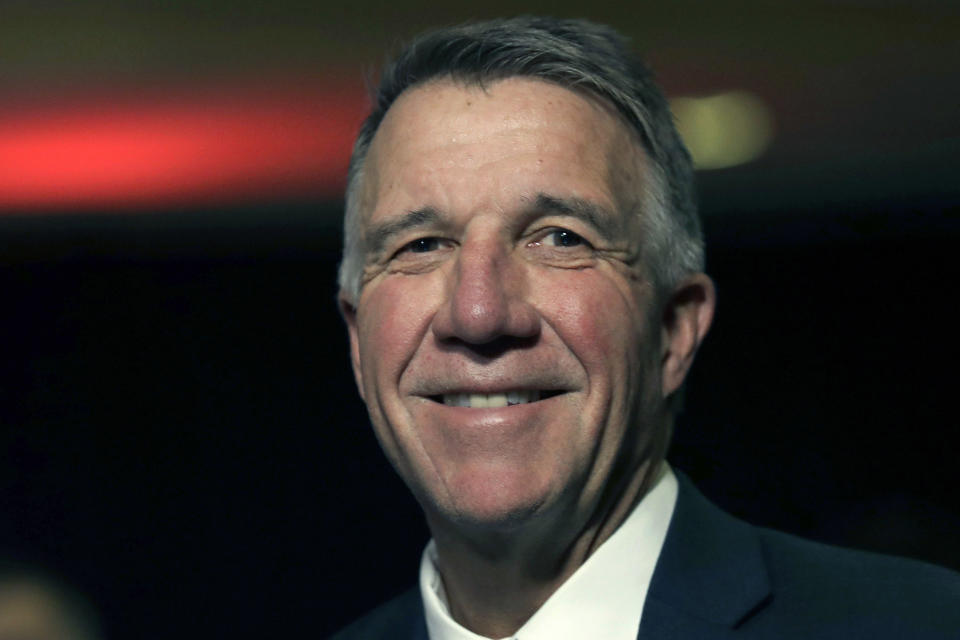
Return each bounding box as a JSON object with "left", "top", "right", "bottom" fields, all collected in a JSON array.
[
  {"left": 401, "top": 237, "right": 443, "bottom": 254},
  {"left": 391, "top": 236, "right": 455, "bottom": 263},
  {"left": 542, "top": 228, "right": 590, "bottom": 248}
]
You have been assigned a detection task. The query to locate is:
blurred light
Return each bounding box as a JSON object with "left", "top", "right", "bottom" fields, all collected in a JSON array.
[
  {"left": 0, "top": 82, "right": 367, "bottom": 212},
  {"left": 671, "top": 91, "right": 774, "bottom": 170}
]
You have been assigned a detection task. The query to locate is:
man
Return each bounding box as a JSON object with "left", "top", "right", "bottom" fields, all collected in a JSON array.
[{"left": 331, "top": 17, "right": 959, "bottom": 640}]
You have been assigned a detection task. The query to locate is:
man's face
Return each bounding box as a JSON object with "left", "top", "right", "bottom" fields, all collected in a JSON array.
[{"left": 344, "top": 77, "right": 669, "bottom": 534}]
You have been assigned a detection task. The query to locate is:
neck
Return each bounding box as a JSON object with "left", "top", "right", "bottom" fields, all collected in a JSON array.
[{"left": 426, "top": 458, "right": 663, "bottom": 638}]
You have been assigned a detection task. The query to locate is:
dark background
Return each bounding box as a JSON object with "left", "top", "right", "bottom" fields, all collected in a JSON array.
[{"left": 1, "top": 2, "right": 959, "bottom": 638}]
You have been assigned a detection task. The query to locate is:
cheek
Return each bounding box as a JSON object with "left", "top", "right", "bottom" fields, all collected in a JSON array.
[
  {"left": 540, "top": 270, "right": 644, "bottom": 370},
  {"left": 358, "top": 281, "right": 436, "bottom": 383}
]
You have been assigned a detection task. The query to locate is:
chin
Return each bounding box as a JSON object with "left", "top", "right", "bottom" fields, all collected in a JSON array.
[
  {"left": 450, "top": 497, "right": 545, "bottom": 533},
  {"left": 423, "top": 462, "right": 561, "bottom": 533}
]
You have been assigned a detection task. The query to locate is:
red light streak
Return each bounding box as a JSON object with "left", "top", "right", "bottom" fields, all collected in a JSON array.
[{"left": 0, "top": 82, "right": 367, "bottom": 212}]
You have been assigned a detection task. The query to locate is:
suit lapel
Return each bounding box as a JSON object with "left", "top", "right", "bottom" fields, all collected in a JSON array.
[
  {"left": 638, "top": 471, "right": 771, "bottom": 639},
  {"left": 410, "top": 610, "right": 429, "bottom": 640},
  {"left": 404, "top": 589, "right": 430, "bottom": 640}
]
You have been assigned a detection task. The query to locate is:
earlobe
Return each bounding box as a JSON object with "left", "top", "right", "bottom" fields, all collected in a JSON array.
[
  {"left": 660, "top": 273, "right": 716, "bottom": 398},
  {"left": 339, "top": 295, "right": 366, "bottom": 402}
]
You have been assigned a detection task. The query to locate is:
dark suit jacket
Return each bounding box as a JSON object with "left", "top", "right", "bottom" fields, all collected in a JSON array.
[{"left": 330, "top": 472, "right": 960, "bottom": 639}]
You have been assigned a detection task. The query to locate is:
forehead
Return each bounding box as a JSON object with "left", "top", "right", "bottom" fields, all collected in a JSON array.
[{"left": 361, "top": 77, "right": 646, "bottom": 221}]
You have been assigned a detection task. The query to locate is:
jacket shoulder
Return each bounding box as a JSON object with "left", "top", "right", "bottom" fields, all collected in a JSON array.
[
  {"left": 753, "top": 526, "right": 960, "bottom": 637},
  {"left": 656, "top": 472, "right": 960, "bottom": 638},
  {"left": 328, "top": 587, "right": 425, "bottom": 640}
]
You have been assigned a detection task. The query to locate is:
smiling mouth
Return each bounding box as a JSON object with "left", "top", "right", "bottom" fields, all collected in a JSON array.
[{"left": 430, "top": 390, "right": 564, "bottom": 408}]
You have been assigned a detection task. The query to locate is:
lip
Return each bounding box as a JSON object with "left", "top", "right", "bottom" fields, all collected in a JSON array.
[
  {"left": 424, "top": 389, "right": 566, "bottom": 404},
  {"left": 402, "top": 393, "right": 576, "bottom": 465},
  {"left": 402, "top": 362, "right": 581, "bottom": 400},
  {"left": 410, "top": 390, "right": 573, "bottom": 420},
  {"left": 411, "top": 381, "right": 574, "bottom": 395},
  {"left": 424, "top": 387, "right": 562, "bottom": 396}
]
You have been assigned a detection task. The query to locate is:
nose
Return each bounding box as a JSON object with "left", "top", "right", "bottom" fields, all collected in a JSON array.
[{"left": 431, "top": 236, "right": 540, "bottom": 346}]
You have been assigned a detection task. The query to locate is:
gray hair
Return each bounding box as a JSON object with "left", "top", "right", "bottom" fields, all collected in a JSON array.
[{"left": 338, "top": 16, "right": 704, "bottom": 303}]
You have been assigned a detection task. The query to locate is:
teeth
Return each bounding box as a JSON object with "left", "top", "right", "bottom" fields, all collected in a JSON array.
[
  {"left": 442, "top": 390, "right": 542, "bottom": 407},
  {"left": 487, "top": 394, "right": 509, "bottom": 408},
  {"left": 470, "top": 393, "right": 489, "bottom": 408}
]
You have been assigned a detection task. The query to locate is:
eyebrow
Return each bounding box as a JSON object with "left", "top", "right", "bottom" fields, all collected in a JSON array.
[
  {"left": 530, "top": 193, "right": 622, "bottom": 239},
  {"left": 365, "top": 206, "right": 443, "bottom": 257}
]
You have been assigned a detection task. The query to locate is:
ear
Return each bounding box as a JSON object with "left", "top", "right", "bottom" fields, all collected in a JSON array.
[
  {"left": 339, "top": 293, "right": 366, "bottom": 402},
  {"left": 660, "top": 273, "right": 716, "bottom": 398}
]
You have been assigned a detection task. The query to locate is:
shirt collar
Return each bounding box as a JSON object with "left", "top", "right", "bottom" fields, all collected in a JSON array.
[{"left": 420, "top": 464, "right": 678, "bottom": 640}]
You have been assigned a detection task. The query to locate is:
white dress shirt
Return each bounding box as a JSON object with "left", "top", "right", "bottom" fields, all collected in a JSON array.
[{"left": 419, "top": 465, "right": 678, "bottom": 640}]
